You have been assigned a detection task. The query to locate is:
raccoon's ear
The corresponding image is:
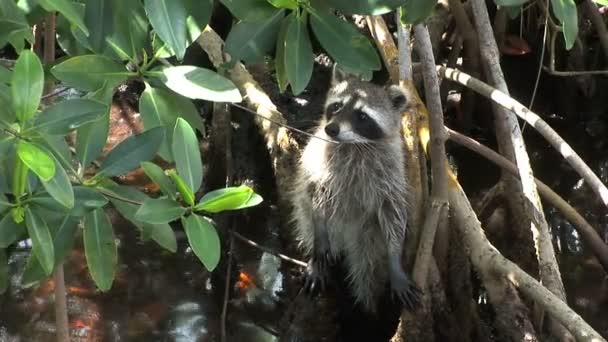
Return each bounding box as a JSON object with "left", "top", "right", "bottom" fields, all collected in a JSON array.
[
  {"left": 387, "top": 85, "right": 407, "bottom": 111},
  {"left": 331, "top": 64, "right": 349, "bottom": 85}
]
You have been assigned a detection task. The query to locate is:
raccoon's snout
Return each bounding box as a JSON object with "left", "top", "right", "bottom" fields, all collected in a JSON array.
[{"left": 325, "top": 123, "right": 339, "bottom": 138}]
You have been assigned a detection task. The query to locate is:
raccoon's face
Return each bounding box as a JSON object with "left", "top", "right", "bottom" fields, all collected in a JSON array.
[{"left": 322, "top": 66, "right": 408, "bottom": 143}]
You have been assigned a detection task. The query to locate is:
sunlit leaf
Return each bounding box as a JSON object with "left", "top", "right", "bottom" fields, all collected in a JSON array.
[
  {"left": 97, "top": 127, "right": 164, "bottom": 177},
  {"left": 17, "top": 141, "right": 55, "bottom": 182},
  {"left": 183, "top": 214, "right": 220, "bottom": 271},
  {"left": 11, "top": 50, "right": 43, "bottom": 123},
  {"left": 171, "top": 118, "right": 202, "bottom": 195},
  {"left": 309, "top": 8, "right": 381, "bottom": 71},
  {"left": 285, "top": 12, "right": 313, "bottom": 95},
  {"left": 194, "top": 185, "right": 263, "bottom": 213},
  {"left": 83, "top": 208, "right": 116, "bottom": 291},
  {"left": 25, "top": 206, "right": 54, "bottom": 275},
  {"left": 225, "top": 9, "right": 284, "bottom": 64},
  {"left": 167, "top": 169, "right": 194, "bottom": 206},
  {"left": 51, "top": 54, "right": 132, "bottom": 91},
  {"left": 144, "top": 0, "right": 188, "bottom": 60},
  {"left": 150, "top": 66, "right": 242, "bottom": 102},
  {"left": 41, "top": 157, "right": 74, "bottom": 209},
  {"left": 31, "top": 99, "right": 107, "bottom": 135},
  {"left": 135, "top": 198, "right": 186, "bottom": 224}
]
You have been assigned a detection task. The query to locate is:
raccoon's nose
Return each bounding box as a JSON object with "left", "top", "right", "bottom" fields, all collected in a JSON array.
[{"left": 325, "top": 123, "right": 339, "bottom": 137}]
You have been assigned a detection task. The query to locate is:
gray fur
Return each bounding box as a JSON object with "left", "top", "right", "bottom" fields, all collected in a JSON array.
[{"left": 289, "top": 67, "right": 414, "bottom": 313}]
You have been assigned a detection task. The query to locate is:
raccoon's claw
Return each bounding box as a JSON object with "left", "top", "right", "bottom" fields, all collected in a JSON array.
[
  {"left": 390, "top": 272, "right": 422, "bottom": 311},
  {"left": 303, "top": 256, "right": 329, "bottom": 295}
]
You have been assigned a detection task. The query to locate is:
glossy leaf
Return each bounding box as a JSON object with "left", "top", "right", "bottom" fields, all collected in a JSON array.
[
  {"left": 285, "top": 12, "right": 313, "bottom": 95},
  {"left": 84, "top": 0, "right": 113, "bottom": 53},
  {"left": 147, "top": 222, "right": 177, "bottom": 252},
  {"left": 172, "top": 118, "right": 202, "bottom": 195},
  {"left": 167, "top": 170, "right": 194, "bottom": 206},
  {"left": 41, "top": 157, "right": 74, "bottom": 209},
  {"left": 220, "top": 0, "right": 279, "bottom": 22},
  {"left": 184, "top": 0, "right": 213, "bottom": 44},
  {"left": 151, "top": 66, "right": 242, "bottom": 102},
  {"left": 32, "top": 186, "right": 108, "bottom": 216},
  {"left": 76, "top": 111, "right": 109, "bottom": 169},
  {"left": 327, "top": 0, "right": 405, "bottom": 14},
  {"left": 17, "top": 141, "right": 55, "bottom": 182},
  {"left": 51, "top": 55, "right": 132, "bottom": 91},
  {"left": 38, "top": 0, "right": 90, "bottom": 36},
  {"left": 309, "top": 8, "right": 381, "bottom": 71},
  {"left": 0, "top": 249, "right": 7, "bottom": 294},
  {"left": 0, "top": 192, "right": 9, "bottom": 213},
  {"left": 274, "top": 17, "right": 289, "bottom": 92},
  {"left": 0, "top": 213, "right": 24, "bottom": 248},
  {"left": 550, "top": 0, "right": 578, "bottom": 50},
  {"left": 97, "top": 127, "right": 164, "bottom": 177},
  {"left": 225, "top": 9, "right": 284, "bottom": 63},
  {"left": 194, "top": 185, "right": 263, "bottom": 213},
  {"left": 141, "top": 161, "right": 176, "bottom": 199},
  {"left": 83, "top": 208, "right": 116, "bottom": 291},
  {"left": 400, "top": 0, "right": 438, "bottom": 24},
  {"left": 107, "top": 0, "right": 149, "bottom": 62},
  {"left": 25, "top": 207, "right": 54, "bottom": 275},
  {"left": 0, "top": 64, "right": 11, "bottom": 83},
  {"left": 135, "top": 198, "right": 186, "bottom": 224},
  {"left": 31, "top": 99, "right": 107, "bottom": 134},
  {"left": 183, "top": 214, "right": 220, "bottom": 271},
  {"left": 144, "top": 0, "right": 188, "bottom": 60},
  {"left": 11, "top": 50, "right": 43, "bottom": 123}
]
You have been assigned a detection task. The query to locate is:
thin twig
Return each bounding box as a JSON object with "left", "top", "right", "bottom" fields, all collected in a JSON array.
[
  {"left": 231, "top": 231, "right": 307, "bottom": 268},
  {"left": 220, "top": 230, "right": 234, "bottom": 342},
  {"left": 439, "top": 66, "right": 608, "bottom": 208}
]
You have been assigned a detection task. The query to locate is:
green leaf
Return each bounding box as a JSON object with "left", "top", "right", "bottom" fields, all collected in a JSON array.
[
  {"left": 17, "top": 141, "right": 55, "bottom": 182},
  {"left": 31, "top": 186, "right": 108, "bottom": 216},
  {"left": 309, "top": 8, "right": 381, "bottom": 71},
  {"left": 225, "top": 9, "right": 285, "bottom": 64},
  {"left": 84, "top": 0, "right": 113, "bottom": 53},
  {"left": 141, "top": 161, "right": 176, "bottom": 199},
  {"left": 267, "top": 0, "right": 297, "bottom": 10},
  {"left": 593, "top": 0, "right": 608, "bottom": 5},
  {"left": 0, "top": 249, "right": 7, "bottom": 294},
  {"left": 183, "top": 214, "right": 220, "bottom": 271},
  {"left": 194, "top": 185, "right": 263, "bottom": 213},
  {"left": 97, "top": 127, "right": 164, "bottom": 177},
  {"left": 41, "top": 157, "right": 74, "bottom": 209},
  {"left": 172, "top": 118, "right": 202, "bottom": 195},
  {"left": 144, "top": 0, "right": 188, "bottom": 60},
  {"left": 167, "top": 169, "right": 194, "bottom": 206},
  {"left": 0, "top": 213, "right": 24, "bottom": 248},
  {"left": 11, "top": 50, "right": 43, "bottom": 123},
  {"left": 150, "top": 66, "right": 242, "bottom": 102},
  {"left": 327, "top": 0, "right": 405, "bottom": 14},
  {"left": 0, "top": 64, "right": 12, "bottom": 83},
  {"left": 83, "top": 208, "right": 116, "bottom": 291},
  {"left": 220, "top": 0, "right": 279, "bottom": 22},
  {"left": 138, "top": 84, "right": 205, "bottom": 162},
  {"left": 550, "top": 0, "right": 578, "bottom": 50},
  {"left": 51, "top": 54, "right": 132, "bottom": 92},
  {"left": 400, "top": 0, "right": 438, "bottom": 24},
  {"left": 183, "top": 0, "right": 212, "bottom": 44},
  {"left": 0, "top": 192, "right": 9, "bottom": 213},
  {"left": 0, "top": 83, "right": 14, "bottom": 123},
  {"left": 107, "top": 0, "right": 149, "bottom": 62},
  {"left": 76, "top": 110, "right": 109, "bottom": 169},
  {"left": 25, "top": 206, "right": 54, "bottom": 275},
  {"left": 101, "top": 183, "right": 176, "bottom": 252},
  {"left": 285, "top": 12, "right": 313, "bottom": 95},
  {"left": 135, "top": 198, "right": 186, "bottom": 224},
  {"left": 31, "top": 99, "right": 107, "bottom": 135},
  {"left": 274, "top": 17, "right": 289, "bottom": 92},
  {"left": 38, "top": 0, "right": 90, "bottom": 36},
  {"left": 21, "top": 215, "right": 79, "bottom": 286}
]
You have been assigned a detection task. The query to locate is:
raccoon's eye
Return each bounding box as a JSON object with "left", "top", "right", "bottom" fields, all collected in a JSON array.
[{"left": 327, "top": 102, "right": 342, "bottom": 114}]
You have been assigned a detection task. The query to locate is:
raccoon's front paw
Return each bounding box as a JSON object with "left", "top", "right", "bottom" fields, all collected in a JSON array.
[
  {"left": 390, "top": 271, "right": 422, "bottom": 310},
  {"left": 303, "top": 256, "right": 329, "bottom": 295}
]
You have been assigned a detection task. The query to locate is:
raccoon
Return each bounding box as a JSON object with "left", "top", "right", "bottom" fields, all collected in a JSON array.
[{"left": 290, "top": 65, "right": 421, "bottom": 314}]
